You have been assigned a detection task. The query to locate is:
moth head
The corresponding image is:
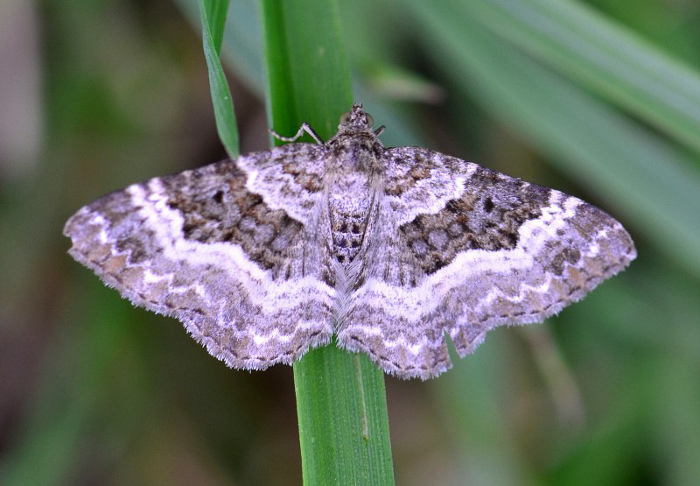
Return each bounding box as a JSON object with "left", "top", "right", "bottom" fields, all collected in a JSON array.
[{"left": 338, "top": 103, "right": 385, "bottom": 137}]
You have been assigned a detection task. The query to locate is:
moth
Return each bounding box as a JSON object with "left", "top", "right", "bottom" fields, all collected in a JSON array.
[{"left": 64, "top": 103, "right": 636, "bottom": 379}]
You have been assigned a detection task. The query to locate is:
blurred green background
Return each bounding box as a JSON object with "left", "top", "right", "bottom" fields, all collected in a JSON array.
[{"left": 2, "top": 0, "right": 700, "bottom": 484}]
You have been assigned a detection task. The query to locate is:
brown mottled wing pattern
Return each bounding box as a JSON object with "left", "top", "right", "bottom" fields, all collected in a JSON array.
[
  {"left": 338, "top": 147, "right": 636, "bottom": 379},
  {"left": 64, "top": 157, "right": 335, "bottom": 370}
]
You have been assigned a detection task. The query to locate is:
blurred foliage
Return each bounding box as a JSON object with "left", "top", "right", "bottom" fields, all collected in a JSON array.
[{"left": 1, "top": 0, "right": 699, "bottom": 485}]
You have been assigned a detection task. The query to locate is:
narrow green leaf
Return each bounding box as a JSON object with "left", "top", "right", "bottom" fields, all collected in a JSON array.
[
  {"left": 259, "top": 1, "right": 395, "bottom": 484},
  {"left": 200, "top": 0, "right": 239, "bottom": 158},
  {"left": 412, "top": 2, "right": 700, "bottom": 278},
  {"left": 294, "top": 342, "right": 395, "bottom": 485},
  {"left": 201, "top": 0, "right": 229, "bottom": 54},
  {"left": 175, "top": 0, "right": 265, "bottom": 91},
  {"left": 261, "top": 0, "right": 352, "bottom": 140},
  {"left": 465, "top": 0, "right": 700, "bottom": 154}
]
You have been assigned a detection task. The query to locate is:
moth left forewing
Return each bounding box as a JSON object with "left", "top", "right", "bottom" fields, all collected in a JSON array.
[
  {"left": 64, "top": 160, "right": 336, "bottom": 370},
  {"left": 236, "top": 143, "right": 327, "bottom": 223},
  {"left": 339, "top": 147, "right": 635, "bottom": 379}
]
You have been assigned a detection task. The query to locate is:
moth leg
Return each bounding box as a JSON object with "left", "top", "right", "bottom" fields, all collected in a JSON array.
[{"left": 269, "top": 122, "right": 324, "bottom": 145}]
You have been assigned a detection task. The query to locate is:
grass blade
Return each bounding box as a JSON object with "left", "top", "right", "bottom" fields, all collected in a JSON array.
[
  {"left": 201, "top": 0, "right": 228, "bottom": 54},
  {"left": 200, "top": 0, "right": 239, "bottom": 158},
  {"left": 466, "top": 0, "right": 700, "bottom": 153},
  {"left": 259, "top": 1, "right": 395, "bottom": 483}
]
